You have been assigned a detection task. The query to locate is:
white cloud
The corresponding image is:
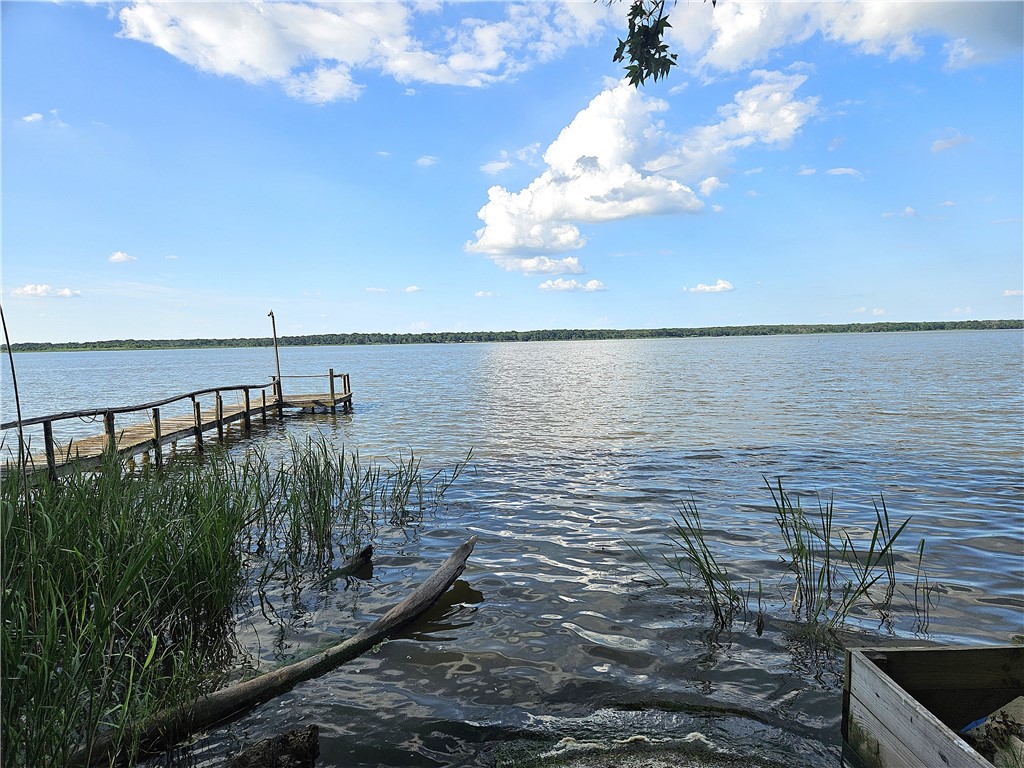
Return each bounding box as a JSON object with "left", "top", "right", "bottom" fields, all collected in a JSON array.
[
  {"left": 481, "top": 152, "right": 513, "bottom": 175},
  {"left": 1002, "top": 289, "right": 1023, "bottom": 297},
  {"left": 376, "top": 150, "right": 390, "bottom": 157},
  {"left": 744, "top": 167, "right": 764, "bottom": 175},
  {"left": 404, "top": 285, "right": 422, "bottom": 293},
  {"left": 700, "top": 176, "right": 727, "bottom": 196},
  {"left": 853, "top": 306, "right": 867, "bottom": 314},
  {"left": 539, "top": 278, "right": 607, "bottom": 292},
  {"left": 474, "top": 290, "right": 494, "bottom": 298},
  {"left": 108, "top": 250, "right": 137, "bottom": 263},
  {"left": 686, "top": 279, "right": 734, "bottom": 293},
  {"left": 940, "top": 200, "right": 956, "bottom": 207},
  {"left": 951, "top": 306, "right": 974, "bottom": 315},
  {"left": 365, "top": 287, "right": 387, "bottom": 294},
  {"left": 798, "top": 167, "right": 816, "bottom": 175},
  {"left": 931, "top": 130, "right": 971, "bottom": 153},
  {"left": 468, "top": 73, "right": 815, "bottom": 263},
  {"left": 10, "top": 284, "right": 81, "bottom": 298},
  {"left": 665, "top": 1, "right": 1023, "bottom": 74},
  {"left": 872, "top": 307, "right": 887, "bottom": 316},
  {"left": 826, "top": 167, "right": 863, "bottom": 180},
  {"left": 116, "top": 2, "right": 619, "bottom": 104},
  {"left": 416, "top": 155, "right": 437, "bottom": 167},
  {"left": 494, "top": 255, "right": 584, "bottom": 275},
  {"left": 22, "top": 112, "right": 43, "bottom": 123},
  {"left": 164, "top": 254, "right": 179, "bottom": 260}
]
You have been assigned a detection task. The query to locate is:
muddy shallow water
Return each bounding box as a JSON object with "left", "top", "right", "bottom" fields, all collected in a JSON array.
[{"left": 5, "top": 331, "right": 1022, "bottom": 766}]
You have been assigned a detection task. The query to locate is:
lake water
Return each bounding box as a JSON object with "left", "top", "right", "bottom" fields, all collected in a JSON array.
[{"left": 3, "top": 330, "right": 1022, "bottom": 766}]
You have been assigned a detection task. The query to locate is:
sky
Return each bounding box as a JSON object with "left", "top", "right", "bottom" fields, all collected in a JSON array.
[{"left": 2, "top": 1, "right": 1022, "bottom": 343}]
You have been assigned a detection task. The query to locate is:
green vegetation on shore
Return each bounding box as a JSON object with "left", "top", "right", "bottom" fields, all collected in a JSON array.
[
  {"left": 4, "top": 319, "right": 1021, "bottom": 353},
  {"left": 1, "top": 440, "right": 468, "bottom": 767}
]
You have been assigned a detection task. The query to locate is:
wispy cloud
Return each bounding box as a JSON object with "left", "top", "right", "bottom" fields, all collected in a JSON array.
[
  {"left": 474, "top": 290, "right": 494, "bottom": 298},
  {"left": 826, "top": 167, "right": 863, "bottom": 180},
  {"left": 22, "top": 112, "right": 43, "bottom": 123},
  {"left": 404, "top": 285, "right": 422, "bottom": 293},
  {"left": 415, "top": 155, "right": 437, "bottom": 167},
  {"left": 108, "top": 250, "right": 137, "bottom": 263},
  {"left": 798, "top": 167, "right": 816, "bottom": 175},
  {"left": 1002, "top": 289, "right": 1023, "bottom": 297},
  {"left": 493, "top": 256, "right": 584, "bottom": 276},
  {"left": 539, "top": 278, "right": 607, "bottom": 292},
  {"left": 365, "top": 287, "right": 387, "bottom": 294},
  {"left": 686, "top": 279, "right": 734, "bottom": 293},
  {"left": 10, "top": 284, "right": 81, "bottom": 298},
  {"left": 872, "top": 307, "right": 887, "bottom": 316},
  {"left": 931, "top": 130, "right": 971, "bottom": 153}
]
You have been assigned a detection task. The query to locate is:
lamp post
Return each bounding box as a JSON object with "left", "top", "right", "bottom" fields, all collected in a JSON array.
[{"left": 268, "top": 310, "right": 282, "bottom": 409}]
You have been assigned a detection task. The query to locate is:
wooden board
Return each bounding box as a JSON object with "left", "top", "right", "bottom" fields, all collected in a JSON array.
[{"left": 843, "top": 645, "right": 1024, "bottom": 768}]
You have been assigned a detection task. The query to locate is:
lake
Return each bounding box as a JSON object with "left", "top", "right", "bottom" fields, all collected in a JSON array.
[{"left": 3, "top": 330, "right": 1022, "bottom": 766}]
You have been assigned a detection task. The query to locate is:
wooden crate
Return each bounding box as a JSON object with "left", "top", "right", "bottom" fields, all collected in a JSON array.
[{"left": 843, "top": 645, "right": 1024, "bottom": 768}]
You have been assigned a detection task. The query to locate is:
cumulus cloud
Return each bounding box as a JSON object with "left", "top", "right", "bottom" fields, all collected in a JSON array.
[
  {"left": 931, "top": 130, "right": 971, "bottom": 153},
  {"left": 853, "top": 306, "right": 867, "bottom": 314},
  {"left": 116, "top": 1, "right": 618, "bottom": 104},
  {"left": 1002, "top": 289, "right": 1024, "bottom": 297},
  {"left": 686, "top": 279, "right": 734, "bottom": 293},
  {"left": 22, "top": 112, "right": 43, "bottom": 123},
  {"left": 467, "top": 73, "right": 816, "bottom": 267},
  {"left": 699, "top": 177, "right": 727, "bottom": 196},
  {"left": 539, "top": 278, "right": 607, "bottom": 292},
  {"left": 474, "top": 290, "right": 494, "bottom": 298},
  {"left": 404, "top": 285, "right": 422, "bottom": 293},
  {"left": 109, "top": 250, "right": 137, "bottom": 263},
  {"left": 10, "top": 284, "right": 81, "bottom": 298},
  {"left": 872, "top": 307, "right": 887, "bottom": 316}
]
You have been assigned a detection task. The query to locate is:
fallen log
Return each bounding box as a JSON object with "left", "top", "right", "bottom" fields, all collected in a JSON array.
[
  {"left": 72, "top": 535, "right": 478, "bottom": 767},
  {"left": 317, "top": 543, "right": 373, "bottom": 586}
]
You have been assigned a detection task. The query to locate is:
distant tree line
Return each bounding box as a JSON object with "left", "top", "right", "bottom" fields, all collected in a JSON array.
[{"left": 3, "top": 319, "right": 1021, "bottom": 353}]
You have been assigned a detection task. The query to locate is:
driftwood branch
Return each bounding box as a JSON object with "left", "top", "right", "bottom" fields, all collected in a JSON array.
[{"left": 73, "top": 535, "right": 478, "bottom": 766}]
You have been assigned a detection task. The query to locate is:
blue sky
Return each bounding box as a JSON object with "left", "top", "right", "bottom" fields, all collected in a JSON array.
[{"left": 3, "top": 1, "right": 1022, "bottom": 343}]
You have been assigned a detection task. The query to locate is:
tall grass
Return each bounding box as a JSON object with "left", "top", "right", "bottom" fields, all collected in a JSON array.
[
  {"left": 651, "top": 479, "right": 918, "bottom": 636},
  {"left": 1, "top": 438, "right": 470, "bottom": 767}
]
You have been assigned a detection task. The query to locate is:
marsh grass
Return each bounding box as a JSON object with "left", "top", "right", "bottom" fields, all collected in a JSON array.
[
  {"left": 650, "top": 480, "right": 919, "bottom": 637},
  {"left": 1, "top": 437, "right": 470, "bottom": 768}
]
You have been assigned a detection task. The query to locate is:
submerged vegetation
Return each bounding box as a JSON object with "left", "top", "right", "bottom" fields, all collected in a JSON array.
[
  {"left": 648, "top": 478, "right": 934, "bottom": 639},
  {"left": 1, "top": 440, "right": 469, "bottom": 768}
]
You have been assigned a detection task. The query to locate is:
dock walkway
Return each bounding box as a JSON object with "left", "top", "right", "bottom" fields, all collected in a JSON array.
[{"left": 1, "top": 369, "right": 351, "bottom": 477}]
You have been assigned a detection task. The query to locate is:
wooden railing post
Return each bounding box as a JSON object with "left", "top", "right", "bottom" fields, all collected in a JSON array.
[
  {"left": 43, "top": 420, "right": 57, "bottom": 479},
  {"left": 104, "top": 410, "right": 116, "bottom": 455},
  {"left": 243, "top": 388, "right": 252, "bottom": 432},
  {"left": 329, "top": 368, "right": 336, "bottom": 414},
  {"left": 215, "top": 392, "right": 225, "bottom": 442},
  {"left": 151, "top": 407, "right": 162, "bottom": 469},
  {"left": 274, "top": 376, "right": 284, "bottom": 417},
  {"left": 192, "top": 397, "right": 204, "bottom": 452},
  {"left": 343, "top": 373, "right": 352, "bottom": 412}
]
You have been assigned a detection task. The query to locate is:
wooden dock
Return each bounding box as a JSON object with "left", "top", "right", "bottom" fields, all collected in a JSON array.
[{"left": 1, "top": 369, "right": 352, "bottom": 478}]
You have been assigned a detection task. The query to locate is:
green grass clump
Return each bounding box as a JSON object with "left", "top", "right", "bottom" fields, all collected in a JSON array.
[{"left": 1, "top": 438, "right": 470, "bottom": 768}]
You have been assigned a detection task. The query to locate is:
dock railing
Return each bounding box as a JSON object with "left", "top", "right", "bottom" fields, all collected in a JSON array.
[{"left": 1, "top": 368, "right": 352, "bottom": 478}]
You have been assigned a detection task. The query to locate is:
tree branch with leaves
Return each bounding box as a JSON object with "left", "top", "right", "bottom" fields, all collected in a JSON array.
[{"left": 611, "top": 0, "right": 716, "bottom": 87}]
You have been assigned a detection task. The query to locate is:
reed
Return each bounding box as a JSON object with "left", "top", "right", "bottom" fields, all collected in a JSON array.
[{"left": 1, "top": 437, "right": 469, "bottom": 767}]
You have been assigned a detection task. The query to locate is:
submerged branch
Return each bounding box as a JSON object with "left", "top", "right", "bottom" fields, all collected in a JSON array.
[{"left": 72, "top": 535, "right": 478, "bottom": 767}]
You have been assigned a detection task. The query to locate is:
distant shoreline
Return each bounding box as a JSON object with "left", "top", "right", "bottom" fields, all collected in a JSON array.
[{"left": 3, "top": 319, "right": 1021, "bottom": 353}]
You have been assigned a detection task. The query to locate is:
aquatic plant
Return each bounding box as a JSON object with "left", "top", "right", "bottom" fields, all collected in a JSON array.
[
  {"left": 643, "top": 480, "right": 920, "bottom": 637},
  {"left": 1, "top": 438, "right": 470, "bottom": 768}
]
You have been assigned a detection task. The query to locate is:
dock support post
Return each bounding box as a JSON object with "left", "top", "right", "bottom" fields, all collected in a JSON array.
[
  {"left": 215, "top": 392, "right": 225, "bottom": 442},
  {"left": 151, "top": 407, "right": 162, "bottom": 469},
  {"left": 43, "top": 420, "right": 57, "bottom": 479},
  {"left": 329, "top": 368, "right": 336, "bottom": 414},
  {"left": 273, "top": 376, "right": 284, "bottom": 418},
  {"left": 104, "top": 411, "right": 116, "bottom": 455},
  {"left": 343, "top": 373, "right": 352, "bottom": 413},
  {"left": 261, "top": 390, "right": 267, "bottom": 425},
  {"left": 243, "top": 388, "right": 252, "bottom": 432},
  {"left": 192, "top": 397, "right": 204, "bottom": 453}
]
